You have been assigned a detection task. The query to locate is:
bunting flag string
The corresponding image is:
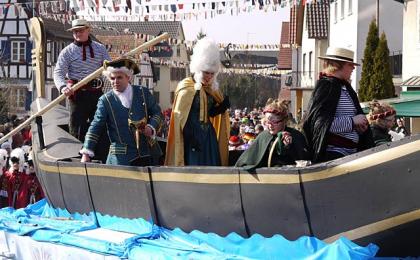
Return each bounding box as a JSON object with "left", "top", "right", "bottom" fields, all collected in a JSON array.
[
  {"left": 40, "top": 13, "right": 282, "bottom": 48},
  {"left": 19, "top": 0, "right": 310, "bottom": 21}
]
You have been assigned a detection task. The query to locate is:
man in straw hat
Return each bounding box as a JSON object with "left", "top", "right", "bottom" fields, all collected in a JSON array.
[
  {"left": 54, "top": 18, "right": 110, "bottom": 143},
  {"left": 80, "top": 58, "right": 163, "bottom": 166},
  {"left": 303, "top": 46, "right": 374, "bottom": 163}
]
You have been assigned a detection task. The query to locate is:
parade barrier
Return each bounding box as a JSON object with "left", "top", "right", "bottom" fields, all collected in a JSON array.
[{"left": 29, "top": 98, "right": 420, "bottom": 257}]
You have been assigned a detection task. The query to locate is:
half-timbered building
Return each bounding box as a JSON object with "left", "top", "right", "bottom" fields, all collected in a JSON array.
[{"left": 0, "top": 0, "right": 32, "bottom": 116}]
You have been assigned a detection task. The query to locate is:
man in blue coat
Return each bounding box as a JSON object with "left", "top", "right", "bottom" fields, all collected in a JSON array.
[{"left": 80, "top": 58, "right": 163, "bottom": 166}]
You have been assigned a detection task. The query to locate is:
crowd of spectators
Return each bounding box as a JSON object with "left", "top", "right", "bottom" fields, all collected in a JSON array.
[{"left": 0, "top": 115, "right": 44, "bottom": 209}]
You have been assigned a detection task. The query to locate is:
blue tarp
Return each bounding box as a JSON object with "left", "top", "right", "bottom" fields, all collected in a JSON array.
[{"left": 0, "top": 200, "right": 379, "bottom": 259}]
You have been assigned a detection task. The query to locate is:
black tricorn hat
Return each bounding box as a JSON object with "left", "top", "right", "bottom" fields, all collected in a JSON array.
[{"left": 103, "top": 58, "right": 140, "bottom": 75}]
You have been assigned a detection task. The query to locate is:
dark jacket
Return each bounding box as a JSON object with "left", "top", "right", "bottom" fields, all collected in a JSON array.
[
  {"left": 235, "top": 128, "right": 308, "bottom": 171},
  {"left": 302, "top": 76, "right": 374, "bottom": 163},
  {"left": 371, "top": 125, "right": 391, "bottom": 146}
]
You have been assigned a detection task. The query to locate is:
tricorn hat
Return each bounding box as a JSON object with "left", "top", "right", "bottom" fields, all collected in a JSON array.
[
  {"left": 318, "top": 47, "right": 360, "bottom": 66},
  {"left": 67, "top": 19, "right": 91, "bottom": 32},
  {"left": 103, "top": 58, "right": 140, "bottom": 75}
]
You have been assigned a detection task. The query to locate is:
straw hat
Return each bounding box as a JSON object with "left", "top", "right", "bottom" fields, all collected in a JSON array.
[
  {"left": 67, "top": 19, "right": 91, "bottom": 31},
  {"left": 318, "top": 47, "right": 360, "bottom": 66}
]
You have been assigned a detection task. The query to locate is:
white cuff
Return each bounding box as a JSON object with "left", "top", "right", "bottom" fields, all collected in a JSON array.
[
  {"left": 80, "top": 148, "right": 95, "bottom": 158},
  {"left": 147, "top": 124, "right": 156, "bottom": 139}
]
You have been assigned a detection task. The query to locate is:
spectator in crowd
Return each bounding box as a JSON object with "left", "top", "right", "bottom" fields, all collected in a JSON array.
[
  {"left": 54, "top": 18, "right": 111, "bottom": 143},
  {"left": 229, "top": 135, "right": 243, "bottom": 151},
  {"left": 0, "top": 148, "right": 8, "bottom": 208},
  {"left": 6, "top": 148, "right": 29, "bottom": 209},
  {"left": 368, "top": 100, "right": 398, "bottom": 145},
  {"left": 165, "top": 38, "right": 230, "bottom": 166},
  {"left": 395, "top": 118, "right": 409, "bottom": 137},
  {"left": 255, "top": 124, "right": 265, "bottom": 136},
  {"left": 81, "top": 58, "right": 163, "bottom": 166},
  {"left": 235, "top": 99, "right": 308, "bottom": 171},
  {"left": 303, "top": 47, "right": 374, "bottom": 163},
  {"left": 0, "top": 142, "right": 11, "bottom": 170}
]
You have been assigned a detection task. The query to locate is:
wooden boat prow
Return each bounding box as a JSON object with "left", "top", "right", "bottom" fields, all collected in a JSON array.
[{"left": 31, "top": 97, "right": 420, "bottom": 257}]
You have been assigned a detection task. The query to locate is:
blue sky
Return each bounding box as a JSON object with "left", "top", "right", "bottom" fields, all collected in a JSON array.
[{"left": 182, "top": 7, "right": 290, "bottom": 45}]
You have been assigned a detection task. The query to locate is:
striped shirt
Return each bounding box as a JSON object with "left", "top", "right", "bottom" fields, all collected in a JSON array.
[
  {"left": 53, "top": 41, "right": 110, "bottom": 90},
  {"left": 326, "top": 86, "right": 359, "bottom": 155}
]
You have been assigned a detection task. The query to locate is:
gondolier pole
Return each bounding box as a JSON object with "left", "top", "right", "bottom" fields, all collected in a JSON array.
[{"left": 0, "top": 33, "right": 169, "bottom": 145}]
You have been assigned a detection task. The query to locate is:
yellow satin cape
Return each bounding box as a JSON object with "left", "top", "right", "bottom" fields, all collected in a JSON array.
[{"left": 164, "top": 77, "right": 230, "bottom": 166}]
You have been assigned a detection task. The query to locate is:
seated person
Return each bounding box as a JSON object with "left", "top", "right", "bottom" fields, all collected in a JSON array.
[
  {"left": 394, "top": 118, "right": 409, "bottom": 137},
  {"left": 367, "top": 100, "right": 396, "bottom": 146},
  {"left": 235, "top": 99, "right": 308, "bottom": 171}
]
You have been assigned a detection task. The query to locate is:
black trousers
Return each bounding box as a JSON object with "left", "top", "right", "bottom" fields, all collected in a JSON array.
[{"left": 69, "top": 90, "right": 102, "bottom": 141}]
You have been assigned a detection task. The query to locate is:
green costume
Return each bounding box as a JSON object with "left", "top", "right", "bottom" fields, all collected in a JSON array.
[
  {"left": 370, "top": 125, "right": 392, "bottom": 146},
  {"left": 235, "top": 128, "right": 308, "bottom": 171}
]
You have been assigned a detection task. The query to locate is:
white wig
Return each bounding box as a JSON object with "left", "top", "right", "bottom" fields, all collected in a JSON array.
[
  {"left": 9, "top": 147, "right": 25, "bottom": 173},
  {"left": 190, "top": 38, "right": 220, "bottom": 91},
  {"left": 0, "top": 149, "right": 7, "bottom": 171},
  {"left": 102, "top": 66, "right": 134, "bottom": 81}
]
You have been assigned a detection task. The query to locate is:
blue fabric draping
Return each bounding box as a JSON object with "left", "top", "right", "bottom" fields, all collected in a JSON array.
[{"left": 0, "top": 199, "right": 379, "bottom": 259}]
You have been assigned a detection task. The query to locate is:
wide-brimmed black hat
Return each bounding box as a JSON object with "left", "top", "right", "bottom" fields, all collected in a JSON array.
[{"left": 103, "top": 58, "right": 140, "bottom": 75}]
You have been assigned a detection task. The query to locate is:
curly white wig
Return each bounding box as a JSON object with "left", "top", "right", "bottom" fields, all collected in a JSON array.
[
  {"left": 9, "top": 147, "right": 26, "bottom": 173},
  {"left": 102, "top": 66, "right": 134, "bottom": 81},
  {"left": 0, "top": 149, "right": 7, "bottom": 171},
  {"left": 190, "top": 38, "right": 220, "bottom": 90}
]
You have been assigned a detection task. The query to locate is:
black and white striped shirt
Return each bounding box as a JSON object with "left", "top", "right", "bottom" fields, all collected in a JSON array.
[
  {"left": 53, "top": 41, "right": 110, "bottom": 90},
  {"left": 326, "top": 86, "right": 359, "bottom": 155}
]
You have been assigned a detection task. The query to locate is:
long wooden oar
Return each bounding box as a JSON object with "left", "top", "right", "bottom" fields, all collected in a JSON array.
[{"left": 0, "top": 33, "right": 169, "bottom": 145}]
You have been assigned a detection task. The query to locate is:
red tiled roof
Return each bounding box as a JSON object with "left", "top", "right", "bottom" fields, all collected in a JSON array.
[
  {"left": 280, "top": 22, "right": 290, "bottom": 44},
  {"left": 306, "top": 0, "right": 329, "bottom": 39},
  {"left": 289, "top": 3, "right": 304, "bottom": 46},
  {"left": 278, "top": 22, "right": 292, "bottom": 70},
  {"left": 278, "top": 47, "right": 292, "bottom": 70}
]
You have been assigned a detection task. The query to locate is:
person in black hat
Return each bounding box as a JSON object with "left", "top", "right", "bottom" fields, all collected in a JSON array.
[
  {"left": 303, "top": 47, "right": 374, "bottom": 163},
  {"left": 80, "top": 58, "right": 163, "bottom": 166},
  {"left": 54, "top": 18, "right": 111, "bottom": 143}
]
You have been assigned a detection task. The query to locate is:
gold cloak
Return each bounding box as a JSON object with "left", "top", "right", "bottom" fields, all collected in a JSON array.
[{"left": 164, "top": 77, "right": 230, "bottom": 166}]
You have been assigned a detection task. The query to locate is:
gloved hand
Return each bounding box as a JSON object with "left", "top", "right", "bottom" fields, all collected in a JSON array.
[
  {"left": 222, "top": 96, "right": 230, "bottom": 110},
  {"left": 277, "top": 131, "right": 292, "bottom": 147}
]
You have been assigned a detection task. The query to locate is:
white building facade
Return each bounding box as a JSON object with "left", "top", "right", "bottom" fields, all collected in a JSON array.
[{"left": 329, "top": 0, "right": 403, "bottom": 91}]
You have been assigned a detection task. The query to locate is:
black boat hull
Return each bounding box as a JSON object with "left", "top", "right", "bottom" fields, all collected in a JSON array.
[{"left": 32, "top": 98, "right": 420, "bottom": 256}]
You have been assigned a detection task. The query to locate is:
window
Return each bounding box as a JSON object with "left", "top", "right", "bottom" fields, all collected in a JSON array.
[
  {"left": 348, "top": 0, "right": 352, "bottom": 15},
  {"left": 176, "top": 46, "right": 181, "bottom": 57},
  {"left": 153, "top": 66, "right": 160, "bottom": 81},
  {"left": 170, "top": 67, "right": 186, "bottom": 81},
  {"left": 303, "top": 53, "right": 306, "bottom": 75},
  {"left": 340, "top": 0, "right": 345, "bottom": 19},
  {"left": 170, "top": 91, "right": 175, "bottom": 104},
  {"left": 9, "top": 88, "right": 26, "bottom": 108},
  {"left": 11, "top": 41, "right": 26, "bottom": 62},
  {"left": 309, "top": 51, "right": 312, "bottom": 78},
  {"left": 334, "top": 1, "right": 338, "bottom": 23},
  {"left": 153, "top": 91, "right": 160, "bottom": 103}
]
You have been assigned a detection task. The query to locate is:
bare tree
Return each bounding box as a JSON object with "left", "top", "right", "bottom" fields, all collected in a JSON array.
[{"left": 0, "top": 49, "right": 10, "bottom": 122}]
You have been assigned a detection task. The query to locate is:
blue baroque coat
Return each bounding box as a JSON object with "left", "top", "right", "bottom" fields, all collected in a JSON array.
[{"left": 83, "top": 85, "right": 163, "bottom": 165}]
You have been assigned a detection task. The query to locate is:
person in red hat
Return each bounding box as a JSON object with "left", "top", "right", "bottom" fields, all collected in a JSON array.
[
  {"left": 235, "top": 99, "right": 308, "bottom": 171},
  {"left": 229, "top": 135, "right": 242, "bottom": 151}
]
